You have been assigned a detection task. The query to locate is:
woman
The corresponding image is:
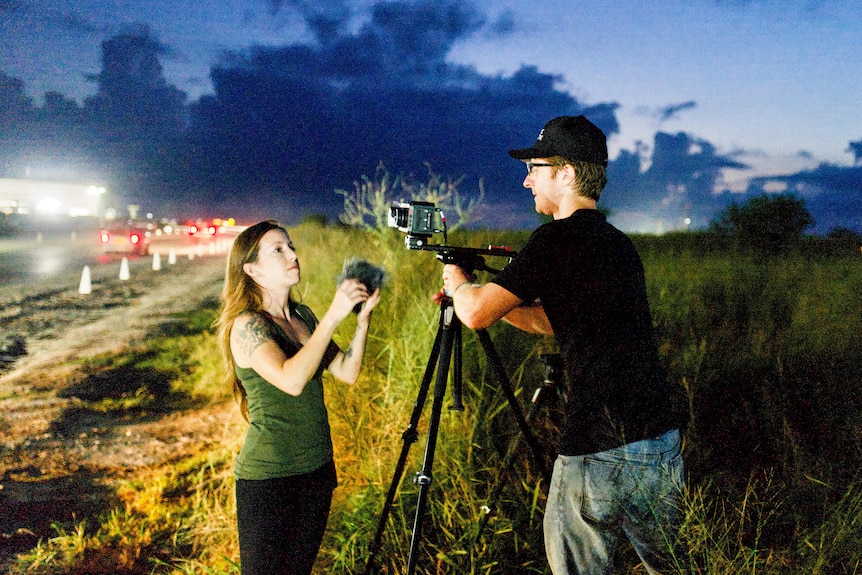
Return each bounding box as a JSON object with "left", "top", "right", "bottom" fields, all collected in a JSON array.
[{"left": 216, "top": 220, "right": 380, "bottom": 575}]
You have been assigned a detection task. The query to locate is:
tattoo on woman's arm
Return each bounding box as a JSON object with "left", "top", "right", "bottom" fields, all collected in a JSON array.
[{"left": 238, "top": 315, "right": 275, "bottom": 356}]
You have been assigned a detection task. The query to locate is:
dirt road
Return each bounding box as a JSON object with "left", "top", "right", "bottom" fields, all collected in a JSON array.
[{"left": 0, "top": 250, "right": 242, "bottom": 569}]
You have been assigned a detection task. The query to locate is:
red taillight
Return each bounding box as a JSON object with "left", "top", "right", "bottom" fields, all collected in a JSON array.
[
  {"left": 100, "top": 231, "right": 110, "bottom": 244},
  {"left": 207, "top": 225, "right": 217, "bottom": 235},
  {"left": 129, "top": 233, "right": 141, "bottom": 245},
  {"left": 188, "top": 224, "right": 198, "bottom": 235}
]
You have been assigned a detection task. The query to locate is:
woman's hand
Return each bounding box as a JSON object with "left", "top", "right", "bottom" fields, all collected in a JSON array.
[
  {"left": 329, "top": 278, "right": 374, "bottom": 323},
  {"left": 356, "top": 287, "right": 381, "bottom": 324},
  {"left": 327, "top": 283, "right": 380, "bottom": 385}
]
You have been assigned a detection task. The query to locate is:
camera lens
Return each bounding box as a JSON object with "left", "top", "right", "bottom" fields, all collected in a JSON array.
[{"left": 389, "top": 206, "right": 409, "bottom": 229}]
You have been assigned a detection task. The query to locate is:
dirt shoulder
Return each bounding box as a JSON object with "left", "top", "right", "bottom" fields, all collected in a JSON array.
[{"left": 0, "top": 253, "right": 243, "bottom": 569}]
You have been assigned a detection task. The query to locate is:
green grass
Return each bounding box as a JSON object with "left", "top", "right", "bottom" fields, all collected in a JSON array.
[{"left": 10, "top": 224, "right": 862, "bottom": 574}]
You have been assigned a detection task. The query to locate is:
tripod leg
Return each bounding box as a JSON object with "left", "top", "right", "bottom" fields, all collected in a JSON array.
[
  {"left": 450, "top": 318, "right": 464, "bottom": 411},
  {"left": 475, "top": 329, "right": 550, "bottom": 484},
  {"left": 364, "top": 313, "right": 446, "bottom": 574},
  {"left": 406, "top": 307, "right": 459, "bottom": 575}
]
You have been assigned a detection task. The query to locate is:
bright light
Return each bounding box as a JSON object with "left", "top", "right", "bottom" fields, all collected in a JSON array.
[{"left": 36, "top": 197, "right": 62, "bottom": 215}]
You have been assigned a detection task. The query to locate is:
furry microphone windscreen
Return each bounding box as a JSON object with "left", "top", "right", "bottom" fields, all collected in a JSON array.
[{"left": 337, "top": 257, "right": 387, "bottom": 312}]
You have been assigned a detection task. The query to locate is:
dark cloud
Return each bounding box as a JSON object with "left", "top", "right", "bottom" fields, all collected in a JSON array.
[
  {"left": 487, "top": 9, "right": 516, "bottom": 37},
  {"left": 656, "top": 100, "right": 697, "bottom": 122},
  {"left": 848, "top": 140, "right": 862, "bottom": 165},
  {"left": 748, "top": 163, "right": 862, "bottom": 234},
  {"left": 183, "top": 1, "right": 613, "bottom": 222},
  {"left": 0, "top": 71, "right": 31, "bottom": 122},
  {"left": 0, "top": 0, "right": 856, "bottom": 234},
  {"left": 603, "top": 131, "right": 748, "bottom": 231},
  {"left": 267, "top": 0, "right": 355, "bottom": 39},
  {"left": 84, "top": 27, "right": 187, "bottom": 130}
]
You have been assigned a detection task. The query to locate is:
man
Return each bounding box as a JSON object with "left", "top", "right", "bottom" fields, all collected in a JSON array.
[{"left": 441, "top": 116, "right": 683, "bottom": 574}]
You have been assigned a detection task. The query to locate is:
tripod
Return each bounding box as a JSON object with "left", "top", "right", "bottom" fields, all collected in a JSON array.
[{"left": 364, "top": 294, "right": 550, "bottom": 574}]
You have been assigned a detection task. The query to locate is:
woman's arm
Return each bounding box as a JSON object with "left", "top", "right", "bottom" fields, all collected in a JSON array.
[
  {"left": 326, "top": 288, "right": 380, "bottom": 384},
  {"left": 231, "top": 279, "right": 374, "bottom": 395}
]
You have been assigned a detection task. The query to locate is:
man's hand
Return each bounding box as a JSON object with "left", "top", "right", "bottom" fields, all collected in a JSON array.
[{"left": 441, "top": 264, "right": 473, "bottom": 296}]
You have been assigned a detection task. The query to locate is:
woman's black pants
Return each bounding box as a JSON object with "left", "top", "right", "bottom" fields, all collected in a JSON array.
[{"left": 235, "top": 461, "right": 337, "bottom": 575}]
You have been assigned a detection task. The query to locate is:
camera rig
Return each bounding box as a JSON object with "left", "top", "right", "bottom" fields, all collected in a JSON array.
[
  {"left": 388, "top": 200, "right": 517, "bottom": 273},
  {"left": 368, "top": 201, "right": 547, "bottom": 575}
]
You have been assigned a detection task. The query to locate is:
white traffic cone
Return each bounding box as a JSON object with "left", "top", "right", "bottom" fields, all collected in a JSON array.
[
  {"left": 168, "top": 248, "right": 177, "bottom": 265},
  {"left": 119, "top": 257, "right": 130, "bottom": 280},
  {"left": 152, "top": 252, "right": 162, "bottom": 271},
  {"left": 78, "top": 265, "right": 92, "bottom": 294}
]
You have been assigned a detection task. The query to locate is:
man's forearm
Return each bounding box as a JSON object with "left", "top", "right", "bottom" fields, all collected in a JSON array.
[{"left": 503, "top": 303, "right": 553, "bottom": 334}]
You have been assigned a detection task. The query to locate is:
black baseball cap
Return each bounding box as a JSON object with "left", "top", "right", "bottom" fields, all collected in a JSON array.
[{"left": 509, "top": 115, "right": 608, "bottom": 167}]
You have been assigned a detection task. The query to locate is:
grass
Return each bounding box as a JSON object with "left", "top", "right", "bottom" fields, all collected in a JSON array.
[{"left": 9, "top": 224, "right": 862, "bottom": 574}]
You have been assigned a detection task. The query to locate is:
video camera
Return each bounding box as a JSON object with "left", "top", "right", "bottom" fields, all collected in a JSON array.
[
  {"left": 387, "top": 201, "right": 443, "bottom": 249},
  {"left": 387, "top": 201, "right": 516, "bottom": 274}
]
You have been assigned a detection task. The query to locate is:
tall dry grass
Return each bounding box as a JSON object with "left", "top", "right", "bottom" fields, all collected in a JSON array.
[{"left": 11, "top": 225, "right": 862, "bottom": 574}]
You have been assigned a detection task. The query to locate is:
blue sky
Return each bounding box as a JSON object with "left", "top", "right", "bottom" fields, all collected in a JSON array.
[{"left": 1, "top": 0, "right": 860, "bottom": 232}]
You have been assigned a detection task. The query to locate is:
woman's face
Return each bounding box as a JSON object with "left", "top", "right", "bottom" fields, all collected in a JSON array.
[{"left": 243, "top": 228, "right": 300, "bottom": 291}]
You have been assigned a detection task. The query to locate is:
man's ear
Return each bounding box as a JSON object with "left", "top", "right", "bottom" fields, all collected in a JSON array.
[{"left": 560, "top": 163, "right": 577, "bottom": 183}]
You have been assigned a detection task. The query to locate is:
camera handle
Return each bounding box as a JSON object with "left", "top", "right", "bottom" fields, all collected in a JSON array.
[{"left": 363, "top": 296, "right": 549, "bottom": 575}]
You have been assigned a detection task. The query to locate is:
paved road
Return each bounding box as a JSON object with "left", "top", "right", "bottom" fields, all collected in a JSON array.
[{"left": 0, "top": 231, "right": 232, "bottom": 304}]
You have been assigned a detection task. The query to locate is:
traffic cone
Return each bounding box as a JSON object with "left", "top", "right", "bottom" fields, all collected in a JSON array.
[
  {"left": 78, "top": 265, "right": 92, "bottom": 294},
  {"left": 152, "top": 252, "right": 162, "bottom": 271},
  {"left": 119, "top": 257, "right": 130, "bottom": 280},
  {"left": 168, "top": 248, "right": 177, "bottom": 265}
]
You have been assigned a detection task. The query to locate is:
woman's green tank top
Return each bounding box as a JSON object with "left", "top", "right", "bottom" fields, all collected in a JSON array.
[{"left": 234, "top": 304, "right": 333, "bottom": 480}]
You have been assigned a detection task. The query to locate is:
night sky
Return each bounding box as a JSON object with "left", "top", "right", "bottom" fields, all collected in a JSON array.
[{"left": 1, "top": 0, "right": 860, "bottom": 233}]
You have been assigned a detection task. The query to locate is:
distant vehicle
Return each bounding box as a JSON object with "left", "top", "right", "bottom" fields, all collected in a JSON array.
[
  {"left": 186, "top": 217, "right": 237, "bottom": 238},
  {"left": 99, "top": 224, "right": 150, "bottom": 255},
  {"left": 187, "top": 219, "right": 219, "bottom": 238}
]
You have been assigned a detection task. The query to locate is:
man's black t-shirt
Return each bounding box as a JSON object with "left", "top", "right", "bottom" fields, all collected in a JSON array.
[{"left": 492, "top": 209, "right": 678, "bottom": 455}]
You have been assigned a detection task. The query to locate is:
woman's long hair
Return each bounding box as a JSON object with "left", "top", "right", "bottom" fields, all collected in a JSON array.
[{"left": 215, "top": 220, "right": 294, "bottom": 420}]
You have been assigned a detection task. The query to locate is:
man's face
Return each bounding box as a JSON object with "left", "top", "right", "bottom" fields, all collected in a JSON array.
[{"left": 522, "top": 159, "right": 564, "bottom": 217}]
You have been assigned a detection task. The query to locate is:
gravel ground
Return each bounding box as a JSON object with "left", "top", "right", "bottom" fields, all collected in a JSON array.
[{"left": 0, "top": 250, "right": 244, "bottom": 569}]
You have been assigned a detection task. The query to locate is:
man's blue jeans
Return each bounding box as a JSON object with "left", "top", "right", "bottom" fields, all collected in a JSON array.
[{"left": 543, "top": 429, "right": 684, "bottom": 575}]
